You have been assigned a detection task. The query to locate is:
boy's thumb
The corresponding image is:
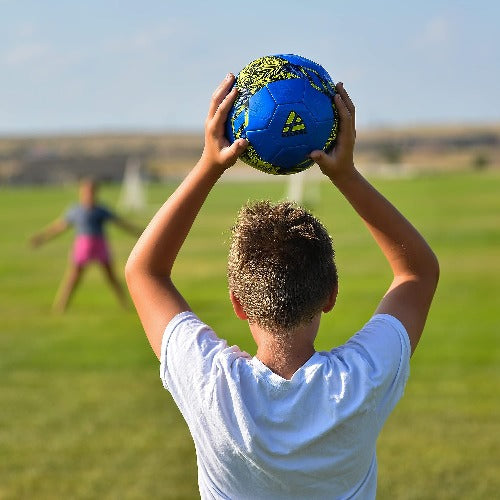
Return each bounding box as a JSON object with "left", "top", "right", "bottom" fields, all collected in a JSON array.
[
  {"left": 309, "top": 150, "right": 326, "bottom": 164},
  {"left": 228, "top": 139, "right": 248, "bottom": 157},
  {"left": 236, "top": 138, "right": 249, "bottom": 153},
  {"left": 224, "top": 139, "right": 248, "bottom": 165}
]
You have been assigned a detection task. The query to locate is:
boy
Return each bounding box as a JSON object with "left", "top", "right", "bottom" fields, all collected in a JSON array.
[
  {"left": 31, "top": 177, "right": 141, "bottom": 312},
  {"left": 125, "top": 74, "right": 439, "bottom": 498}
]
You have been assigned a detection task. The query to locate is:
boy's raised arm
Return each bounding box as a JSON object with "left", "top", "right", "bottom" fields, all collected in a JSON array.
[
  {"left": 125, "top": 74, "right": 247, "bottom": 359},
  {"left": 311, "top": 83, "right": 439, "bottom": 355}
]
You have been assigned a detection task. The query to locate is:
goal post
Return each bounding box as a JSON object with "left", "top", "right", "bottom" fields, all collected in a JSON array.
[
  {"left": 118, "top": 157, "right": 146, "bottom": 212},
  {"left": 285, "top": 170, "right": 321, "bottom": 208}
]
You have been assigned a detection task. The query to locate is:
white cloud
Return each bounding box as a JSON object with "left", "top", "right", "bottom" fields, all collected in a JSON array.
[
  {"left": 414, "top": 15, "right": 455, "bottom": 51},
  {"left": 101, "top": 22, "right": 181, "bottom": 56},
  {"left": 4, "top": 42, "right": 49, "bottom": 65},
  {"left": 16, "top": 21, "right": 36, "bottom": 38}
]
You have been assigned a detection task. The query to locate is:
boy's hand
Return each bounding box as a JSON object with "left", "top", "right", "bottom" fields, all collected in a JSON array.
[
  {"left": 201, "top": 73, "right": 248, "bottom": 172},
  {"left": 310, "top": 82, "right": 356, "bottom": 181}
]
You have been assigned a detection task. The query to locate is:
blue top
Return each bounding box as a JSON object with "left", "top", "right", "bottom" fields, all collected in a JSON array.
[{"left": 65, "top": 204, "right": 116, "bottom": 236}]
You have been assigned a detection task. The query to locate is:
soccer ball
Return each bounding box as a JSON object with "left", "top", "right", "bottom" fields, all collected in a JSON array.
[{"left": 226, "top": 54, "right": 338, "bottom": 175}]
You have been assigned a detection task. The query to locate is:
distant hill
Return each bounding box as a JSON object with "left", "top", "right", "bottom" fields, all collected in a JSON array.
[
  {"left": 354, "top": 123, "right": 500, "bottom": 174},
  {"left": 0, "top": 124, "right": 498, "bottom": 185},
  {"left": 0, "top": 132, "right": 204, "bottom": 185}
]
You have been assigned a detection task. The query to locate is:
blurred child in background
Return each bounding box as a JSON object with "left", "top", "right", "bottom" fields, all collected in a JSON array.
[{"left": 31, "top": 177, "right": 142, "bottom": 312}]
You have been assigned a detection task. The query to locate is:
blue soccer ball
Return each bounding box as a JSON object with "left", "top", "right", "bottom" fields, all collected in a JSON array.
[{"left": 226, "top": 54, "right": 338, "bottom": 175}]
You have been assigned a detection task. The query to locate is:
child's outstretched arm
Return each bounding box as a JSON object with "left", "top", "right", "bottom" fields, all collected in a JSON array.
[
  {"left": 112, "top": 216, "right": 143, "bottom": 238},
  {"left": 311, "top": 83, "right": 439, "bottom": 355},
  {"left": 30, "top": 218, "right": 69, "bottom": 247},
  {"left": 125, "top": 74, "right": 248, "bottom": 359}
]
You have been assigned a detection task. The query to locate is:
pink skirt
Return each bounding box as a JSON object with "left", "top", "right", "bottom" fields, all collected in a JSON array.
[{"left": 72, "top": 235, "right": 111, "bottom": 266}]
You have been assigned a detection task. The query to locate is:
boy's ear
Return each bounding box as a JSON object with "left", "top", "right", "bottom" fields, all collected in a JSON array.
[
  {"left": 323, "top": 284, "right": 338, "bottom": 313},
  {"left": 230, "top": 291, "right": 248, "bottom": 320}
]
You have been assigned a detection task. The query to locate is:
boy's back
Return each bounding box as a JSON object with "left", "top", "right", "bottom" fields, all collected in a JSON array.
[{"left": 160, "top": 311, "right": 410, "bottom": 499}]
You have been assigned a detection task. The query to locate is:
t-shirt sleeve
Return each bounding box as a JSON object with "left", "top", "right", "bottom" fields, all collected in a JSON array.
[
  {"left": 159, "top": 311, "right": 237, "bottom": 421},
  {"left": 64, "top": 205, "right": 77, "bottom": 224},
  {"left": 342, "top": 314, "right": 411, "bottom": 427}
]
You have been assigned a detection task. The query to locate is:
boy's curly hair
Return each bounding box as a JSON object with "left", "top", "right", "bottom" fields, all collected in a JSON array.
[{"left": 227, "top": 200, "right": 337, "bottom": 335}]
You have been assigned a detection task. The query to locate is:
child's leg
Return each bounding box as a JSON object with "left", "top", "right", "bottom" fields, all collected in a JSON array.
[
  {"left": 53, "top": 264, "right": 85, "bottom": 313},
  {"left": 101, "top": 261, "right": 129, "bottom": 309}
]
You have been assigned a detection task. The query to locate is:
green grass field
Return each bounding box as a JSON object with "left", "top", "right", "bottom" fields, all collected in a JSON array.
[{"left": 1, "top": 171, "right": 499, "bottom": 499}]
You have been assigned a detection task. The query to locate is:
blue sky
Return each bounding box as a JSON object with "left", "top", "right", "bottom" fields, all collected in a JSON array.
[{"left": 0, "top": 0, "right": 498, "bottom": 134}]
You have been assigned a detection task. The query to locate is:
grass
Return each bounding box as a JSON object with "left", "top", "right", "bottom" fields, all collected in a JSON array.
[{"left": 1, "top": 170, "right": 499, "bottom": 499}]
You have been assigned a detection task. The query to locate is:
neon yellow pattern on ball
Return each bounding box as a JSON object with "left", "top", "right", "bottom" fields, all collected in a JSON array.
[{"left": 229, "top": 55, "right": 338, "bottom": 175}]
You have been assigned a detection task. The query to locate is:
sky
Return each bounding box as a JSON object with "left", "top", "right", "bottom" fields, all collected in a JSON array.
[{"left": 0, "top": 0, "right": 498, "bottom": 134}]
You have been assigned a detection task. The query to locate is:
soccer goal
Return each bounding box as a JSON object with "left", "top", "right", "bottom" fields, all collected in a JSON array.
[{"left": 118, "top": 157, "right": 147, "bottom": 212}]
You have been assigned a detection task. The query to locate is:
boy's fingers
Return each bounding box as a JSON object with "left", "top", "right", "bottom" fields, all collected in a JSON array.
[
  {"left": 212, "top": 86, "right": 238, "bottom": 130},
  {"left": 335, "top": 93, "right": 353, "bottom": 135},
  {"left": 335, "top": 82, "right": 355, "bottom": 133},
  {"left": 207, "top": 73, "right": 236, "bottom": 120},
  {"left": 335, "top": 82, "right": 354, "bottom": 113}
]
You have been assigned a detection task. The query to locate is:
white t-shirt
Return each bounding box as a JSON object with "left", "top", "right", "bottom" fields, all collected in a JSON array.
[{"left": 160, "top": 312, "right": 410, "bottom": 500}]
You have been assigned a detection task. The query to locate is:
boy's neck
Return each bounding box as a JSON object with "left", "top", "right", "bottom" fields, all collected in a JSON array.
[
  {"left": 251, "top": 315, "right": 320, "bottom": 380},
  {"left": 256, "top": 344, "right": 316, "bottom": 380}
]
